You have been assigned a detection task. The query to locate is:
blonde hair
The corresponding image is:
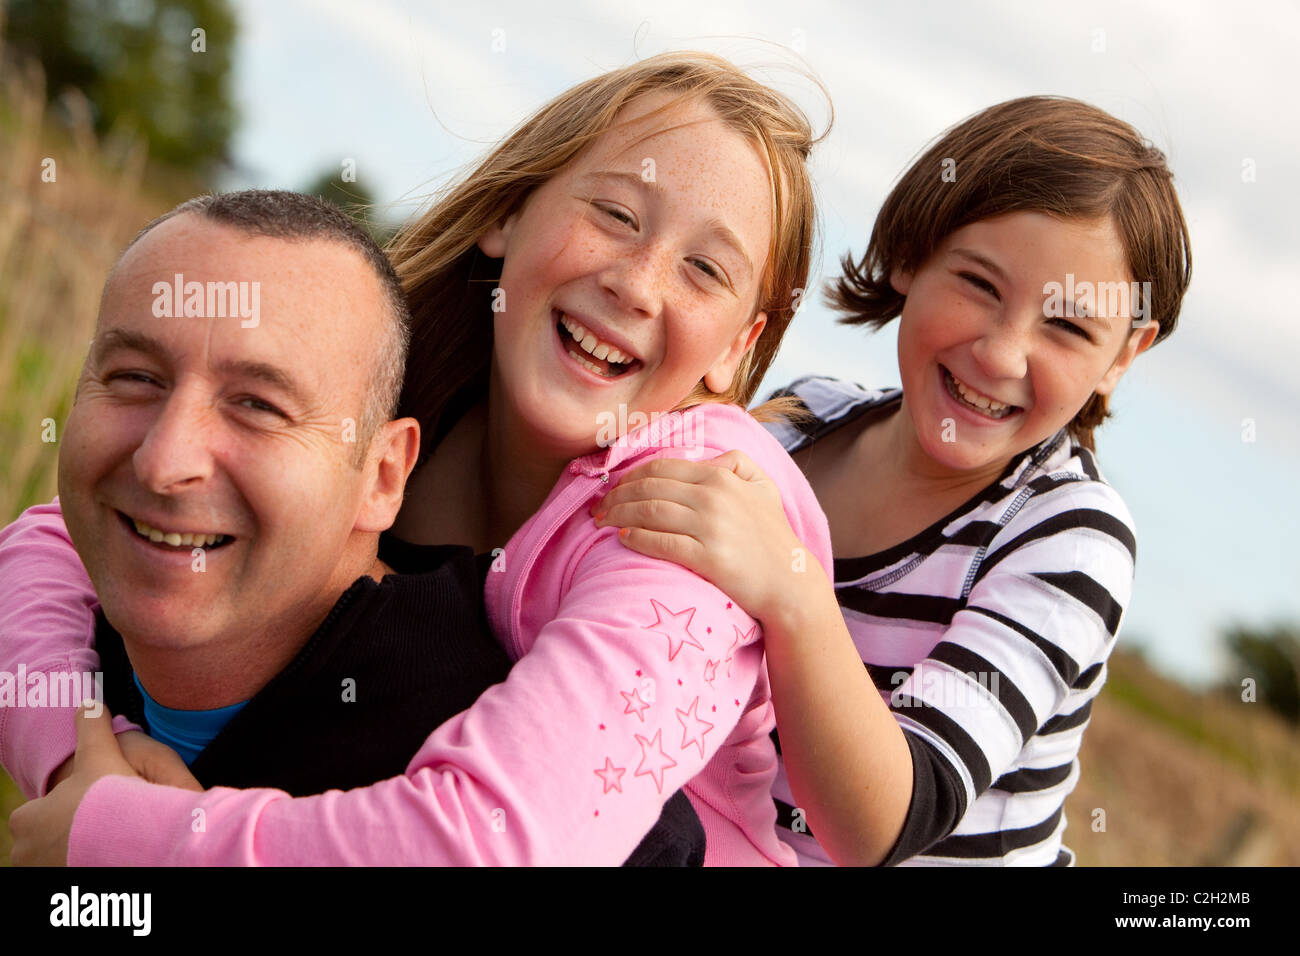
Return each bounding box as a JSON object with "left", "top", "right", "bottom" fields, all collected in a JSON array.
[{"left": 387, "top": 51, "right": 825, "bottom": 459}]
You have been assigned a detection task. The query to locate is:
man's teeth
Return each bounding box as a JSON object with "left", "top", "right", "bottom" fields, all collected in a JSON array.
[
  {"left": 132, "top": 518, "right": 226, "bottom": 548},
  {"left": 559, "top": 313, "right": 632, "bottom": 365},
  {"left": 947, "top": 369, "right": 1015, "bottom": 418}
]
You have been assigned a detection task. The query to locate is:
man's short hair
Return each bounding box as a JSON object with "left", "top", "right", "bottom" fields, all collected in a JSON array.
[{"left": 114, "top": 189, "right": 411, "bottom": 462}]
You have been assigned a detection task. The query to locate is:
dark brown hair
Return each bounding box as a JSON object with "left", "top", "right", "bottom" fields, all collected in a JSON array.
[{"left": 828, "top": 96, "right": 1192, "bottom": 450}]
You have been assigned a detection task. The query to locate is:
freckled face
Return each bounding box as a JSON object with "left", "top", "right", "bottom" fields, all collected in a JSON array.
[
  {"left": 891, "top": 212, "right": 1157, "bottom": 474},
  {"left": 479, "top": 93, "right": 774, "bottom": 460},
  {"left": 58, "top": 214, "right": 387, "bottom": 651}
]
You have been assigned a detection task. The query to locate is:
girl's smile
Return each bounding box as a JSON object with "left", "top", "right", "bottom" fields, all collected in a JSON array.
[
  {"left": 553, "top": 307, "right": 643, "bottom": 382},
  {"left": 938, "top": 363, "right": 1022, "bottom": 422}
]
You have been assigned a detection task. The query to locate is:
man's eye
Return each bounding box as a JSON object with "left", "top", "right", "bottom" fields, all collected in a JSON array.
[
  {"left": 108, "top": 371, "right": 160, "bottom": 387},
  {"left": 960, "top": 272, "right": 999, "bottom": 298},
  {"left": 237, "top": 396, "right": 285, "bottom": 417},
  {"left": 1050, "top": 318, "right": 1093, "bottom": 341}
]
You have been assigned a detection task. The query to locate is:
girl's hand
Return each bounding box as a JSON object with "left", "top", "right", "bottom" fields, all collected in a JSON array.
[
  {"left": 591, "top": 450, "right": 819, "bottom": 627},
  {"left": 11, "top": 706, "right": 135, "bottom": 866},
  {"left": 46, "top": 729, "right": 201, "bottom": 791},
  {"left": 117, "top": 730, "right": 203, "bottom": 790},
  {"left": 10, "top": 707, "right": 200, "bottom": 865}
]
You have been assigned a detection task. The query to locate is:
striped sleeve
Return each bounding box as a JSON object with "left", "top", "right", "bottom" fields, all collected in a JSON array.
[{"left": 884, "top": 479, "right": 1136, "bottom": 859}]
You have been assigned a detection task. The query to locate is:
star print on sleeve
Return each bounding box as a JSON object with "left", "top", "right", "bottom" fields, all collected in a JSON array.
[
  {"left": 594, "top": 758, "right": 626, "bottom": 794},
  {"left": 633, "top": 729, "right": 678, "bottom": 793},
  {"left": 724, "top": 624, "right": 755, "bottom": 678},
  {"left": 703, "top": 659, "right": 719, "bottom": 686},
  {"left": 675, "top": 697, "right": 715, "bottom": 758},
  {"left": 619, "top": 686, "right": 652, "bottom": 721},
  {"left": 642, "top": 598, "right": 705, "bottom": 661}
]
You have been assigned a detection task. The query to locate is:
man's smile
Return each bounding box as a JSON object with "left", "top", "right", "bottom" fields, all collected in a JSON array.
[{"left": 115, "top": 509, "right": 235, "bottom": 550}]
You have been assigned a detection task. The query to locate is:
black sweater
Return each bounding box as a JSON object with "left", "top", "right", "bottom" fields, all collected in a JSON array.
[{"left": 98, "top": 535, "right": 704, "bottom": 866}]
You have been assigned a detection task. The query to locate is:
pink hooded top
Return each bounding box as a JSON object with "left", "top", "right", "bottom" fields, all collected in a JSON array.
[{"left": 0, "top": 402, "right": 832, "bottom": 865}]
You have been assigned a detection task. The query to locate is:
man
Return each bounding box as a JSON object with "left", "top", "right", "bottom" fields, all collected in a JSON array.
[{"left": 5, "top": 190, "right": 701, "bottom": 864}]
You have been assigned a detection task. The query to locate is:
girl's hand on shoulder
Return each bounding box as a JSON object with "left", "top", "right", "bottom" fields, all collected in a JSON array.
[{"left": 591, "top": 450, "right": 816, "bottom": 625}]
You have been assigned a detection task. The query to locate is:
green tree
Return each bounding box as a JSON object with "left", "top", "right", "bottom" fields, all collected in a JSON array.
[
  {"left": 4, "top": 0, "right": 237, "bottom": 175},
  {"left": 1223, "top": 623, "right": 1300, "bottom": 725}
]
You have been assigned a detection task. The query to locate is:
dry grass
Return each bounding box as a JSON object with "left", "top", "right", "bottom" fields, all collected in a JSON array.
[
  {"left": 1066, "top": 649, "right": 1300, "bottom": 865},
  {"left": 0, "top": 45, "right": 196, "bottom": 865},
  {"left": 0, "top": 52, "right": 165, "bottom": 524}
]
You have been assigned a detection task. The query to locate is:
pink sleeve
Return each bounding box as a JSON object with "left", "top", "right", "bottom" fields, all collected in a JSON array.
[
  {"left": 68, "top": 531, "right": 773, "bottom": 865},
  {"left": 0, "top": 499, "right": 139, "bottom": 798}
]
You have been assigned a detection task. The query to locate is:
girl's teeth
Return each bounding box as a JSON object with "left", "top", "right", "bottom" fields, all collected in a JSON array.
[
  {"left": 946, "top": 369, "right": 1014, "bottom": 418},
  {"left": 559, "top": 312, "right": 631, "bottom": 365},
  {"left": 572, "top": 352, "right": 604, "bottom": 376}
]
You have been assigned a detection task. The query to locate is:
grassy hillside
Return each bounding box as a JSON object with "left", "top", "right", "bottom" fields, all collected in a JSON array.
[{"left": 1065, "top": 649, "right": 1300, "bottom": 865}]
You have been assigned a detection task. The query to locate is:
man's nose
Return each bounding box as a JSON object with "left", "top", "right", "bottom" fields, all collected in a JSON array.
[{"left": 132, "top": 390, "right": 216, "bottom": 494}]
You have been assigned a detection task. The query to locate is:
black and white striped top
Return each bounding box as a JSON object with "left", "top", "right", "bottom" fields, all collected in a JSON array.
[{"left": 762, "top": 377, "right": 1136, "bottom": 866}]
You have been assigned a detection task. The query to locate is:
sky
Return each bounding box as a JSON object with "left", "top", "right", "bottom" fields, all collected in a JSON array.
[{"left": 224, "top": 0, "right": 1300, "bottom": 686}]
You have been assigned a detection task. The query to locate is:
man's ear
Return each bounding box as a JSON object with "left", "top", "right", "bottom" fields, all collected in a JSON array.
[
  {"left": 703, "top": 312, "right": 767, "bottom": 394},
  {"left": 355, "top": 417, "right": 421, "bottom": 533},
  {"left": 889, "top": 264, "right": 914, "bottom": 297},
  {"left": 1095, "top": 321, "right": 1160, "bottom": 396}
]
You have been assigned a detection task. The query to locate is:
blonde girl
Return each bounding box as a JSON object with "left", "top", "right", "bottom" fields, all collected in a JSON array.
[{"left": 1, "top": 53, "right": 830, "bottom": 865}]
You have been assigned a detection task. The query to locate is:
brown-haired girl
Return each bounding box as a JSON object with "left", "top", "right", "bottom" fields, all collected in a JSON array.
[{"left": 595, "top": 95, "right": 1193, "bottom": 865}]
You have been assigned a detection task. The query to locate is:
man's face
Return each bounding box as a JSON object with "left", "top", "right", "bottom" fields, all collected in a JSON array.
[{"left": 59, "top": 213, "right": 388, "bottom": 654}]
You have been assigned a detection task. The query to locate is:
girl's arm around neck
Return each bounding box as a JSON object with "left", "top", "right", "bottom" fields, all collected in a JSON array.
[
  {"left": 0, "top": 500, "right": 137, "bottom": 798},
  {"left": 67, "top": 526, "right": 785, "bottom": 865}
]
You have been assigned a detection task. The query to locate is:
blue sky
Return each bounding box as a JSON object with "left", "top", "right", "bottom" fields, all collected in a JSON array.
[{"left": 225, "top": 0, "right": 1300, "bottom": 686}]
